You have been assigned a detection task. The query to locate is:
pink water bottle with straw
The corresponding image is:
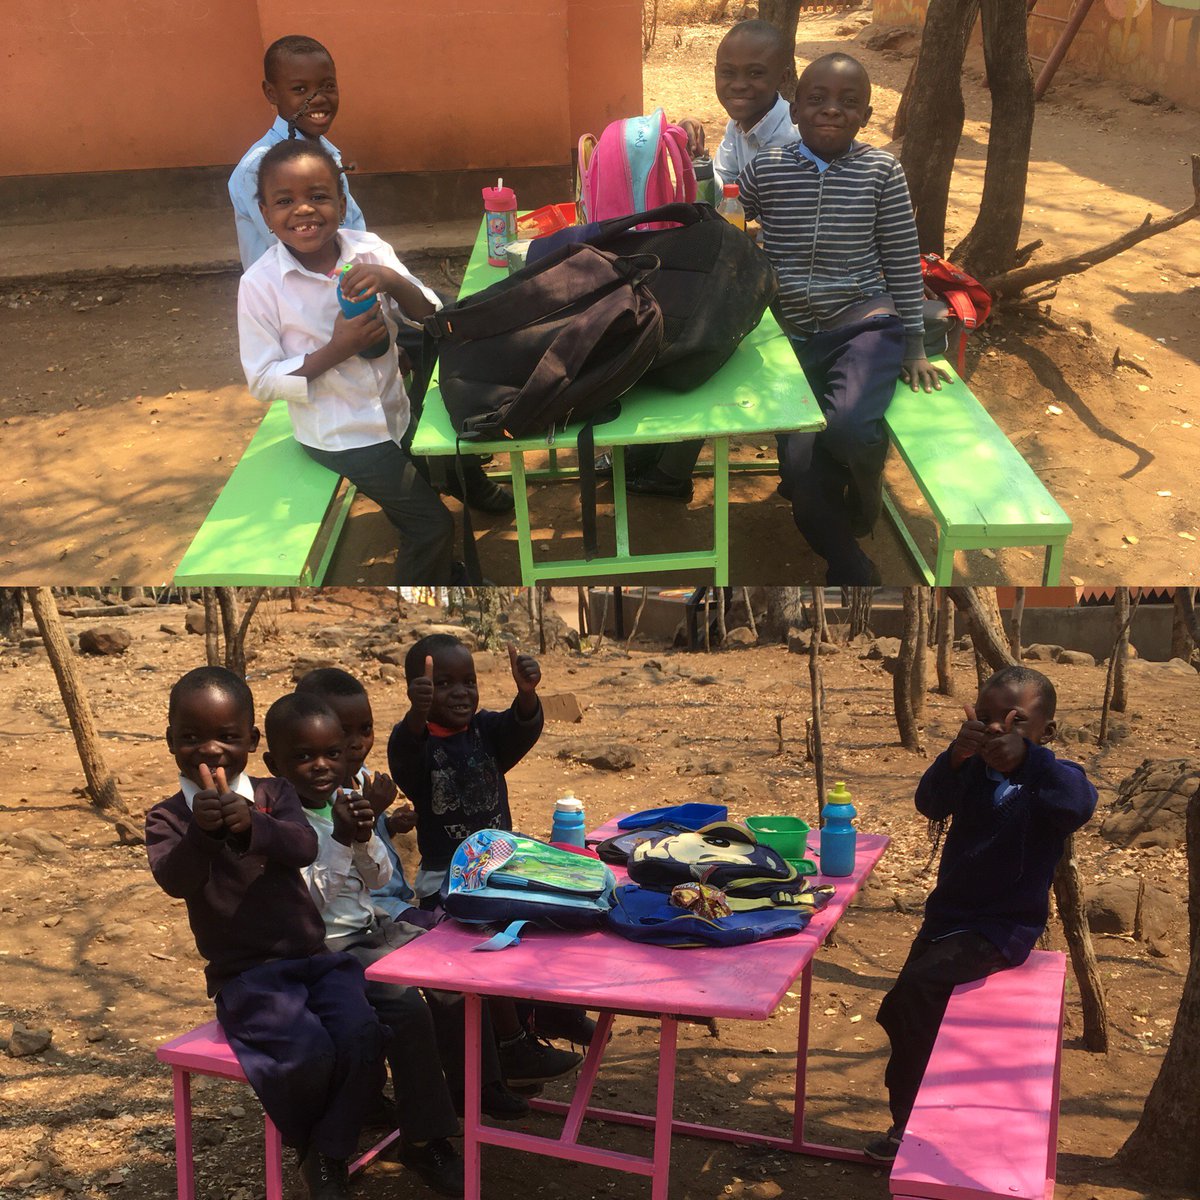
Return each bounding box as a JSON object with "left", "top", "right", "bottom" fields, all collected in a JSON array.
[{"left": 482, "top": 179, "right": 517, "bottom": 267}]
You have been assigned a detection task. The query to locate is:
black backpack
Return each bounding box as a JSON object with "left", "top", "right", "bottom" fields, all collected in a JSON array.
[
  {"left": 422, "top": 241, "right": 662, "bottom": 442},
  {"left": 527, "top": 201, "right": 778, "bottom": 391}
]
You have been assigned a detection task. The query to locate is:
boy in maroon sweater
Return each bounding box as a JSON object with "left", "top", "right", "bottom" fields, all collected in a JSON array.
[{"left": 145, "top": 667, "right": 384, "bottom": 1200}]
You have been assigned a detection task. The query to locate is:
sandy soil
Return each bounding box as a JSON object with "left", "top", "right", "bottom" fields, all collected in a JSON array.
[
  {"left": 0, "top": 8, "right": 1196, "bottom": 584},
  {"left": 0, "top": 587, "right": 1196, "bottom": 1199}
]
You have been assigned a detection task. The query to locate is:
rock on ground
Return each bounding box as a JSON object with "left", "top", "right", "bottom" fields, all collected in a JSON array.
[{"left": 1099, "top": 757, "right": 1199, "bottom": 850}]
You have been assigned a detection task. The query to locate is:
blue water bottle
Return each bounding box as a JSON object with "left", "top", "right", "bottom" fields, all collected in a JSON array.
[
  {"left": 550, "top": 792, "right": 586, "bottom": 848},
  {"left": 337, "top": 264, "right": 390, "bottom": 359},
  {"left": 820, "top": 781, "right": 857, "bottom": 877}
]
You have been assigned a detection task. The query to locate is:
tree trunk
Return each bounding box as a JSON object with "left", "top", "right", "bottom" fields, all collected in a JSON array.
[
  {"left": 894, "top": 587, "right": 926, "bottom": 753},
  {"left": 473, "top": 588, "right": 506, "bottom": 651},
  {"left": 948, "top": 587, "right": 1017, "bottom": 679},
  {"left": 716, "top": 588, "right": 728, "bottom": 645},
  {"left": 847, "top": 587, "right": 875, "bottom": 639},
  {"left": 899, "top": 0, "right": 982, "bottom": 253},
  {"left": 26, "top": 588, "right": 140, "bottom": 842},
  {"left": 809, "top": 587, "right": 827, "bottom": 828},
  {"left": 1099, "top": 590, "right": 1139, "bottom": 743},
  {"left": 1118, "top": 793, "right": 1200, "bottom": 1185},
  {"left": 1172, "top": 588, "right": 1194, "bottom": 662},
  {"left": 912, "top": 586, "right": 929, "bottom": 726},
  {"left": 1111, "top": 587, "right": 1131, "bottom": 713},
  {"left": 935, "top": 588, "right": 954, "bottom": 695},
  {"left": 202, "top": 588, "right": 221, "bottom": 668},
  {"left": 952, "top": 0, "right": 1035, "bottom": 278},
  {"left": 0, "top": 588, "right": 24, "bottom": 642},
  {"left": 764, "top": 588, "right": 806, "bottom": 641},
  {"left": 742, "top": 587, "right": 758, "bottom": 640},
  {"left": 1007, "top": 586, "right": 1026, "bottom": 660},
  {"left": 758, "top": 0, "right": 803, "bottom": 94},
  {"left": 1053, "top": 833, "right": 1109, "bottom": 1052}
]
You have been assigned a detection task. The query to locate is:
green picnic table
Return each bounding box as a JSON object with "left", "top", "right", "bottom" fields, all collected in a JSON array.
[{"left": 410, "top": 220, "right": 825, "bottom": 585}]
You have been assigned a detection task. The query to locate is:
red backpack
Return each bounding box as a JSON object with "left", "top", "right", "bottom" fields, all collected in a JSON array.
[{"left": 921, "top": 253, "right": 992, "bottom": 371}]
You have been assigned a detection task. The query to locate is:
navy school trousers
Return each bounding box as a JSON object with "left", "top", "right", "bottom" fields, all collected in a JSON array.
[
  {"left": 215, "top": 952, "right": 386, "bottom": 1159},
  {"left": 777, "top": 312, "right": 906, "bottom": 566},
  {"left": 875, "top": 931, "right": 1010, "bottom": 1130}
]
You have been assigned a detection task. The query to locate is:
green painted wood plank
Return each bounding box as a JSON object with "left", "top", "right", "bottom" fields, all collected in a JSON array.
[
  {"left": 884, "top": 361, "right": 1071, "bottom": 537},
  {"left": 174, "top": 400, "right": 348, "bottom": 585}
]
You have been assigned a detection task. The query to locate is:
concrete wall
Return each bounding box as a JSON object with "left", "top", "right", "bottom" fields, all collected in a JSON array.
[
  {"left": 6, "top": 0, "right": 641, "bottom": 214},
  {"left": 873, "top": 0, "right": 1200, "bottom": 110}
]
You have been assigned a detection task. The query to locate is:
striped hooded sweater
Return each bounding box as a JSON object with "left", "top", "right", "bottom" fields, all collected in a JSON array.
[{"left": 738, "top": 140, "right": 926, "bottom": 357}]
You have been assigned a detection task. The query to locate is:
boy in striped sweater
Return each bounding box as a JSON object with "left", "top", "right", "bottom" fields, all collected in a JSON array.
[{"left": 739, "top": 52, "right": 948, "bottom": 584}]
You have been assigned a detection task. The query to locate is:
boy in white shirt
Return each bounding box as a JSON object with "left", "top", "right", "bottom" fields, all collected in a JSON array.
[{"left": 263, "top": 692, "right": 464, "bottom": 1196}]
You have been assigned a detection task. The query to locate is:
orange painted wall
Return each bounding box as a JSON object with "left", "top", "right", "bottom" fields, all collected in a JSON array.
[
  {"left": 9, "top": 0, "right": 642, "bottom": 177},
  {"left": 874, "top": 0, "right": 1200, "bottom": 109}
]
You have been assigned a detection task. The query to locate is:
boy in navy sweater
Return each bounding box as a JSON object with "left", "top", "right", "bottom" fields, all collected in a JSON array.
[
  {"left": 145, "top": 668, "right": 384, "bottom": 1200},
  {"left": 867, "top": 665, "right": 1097, "bottom": 1161},
  {"left": 738, "top": 52, "right": 947, "bottom": 583}
]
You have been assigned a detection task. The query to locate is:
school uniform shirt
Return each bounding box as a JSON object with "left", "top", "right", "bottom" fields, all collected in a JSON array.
[
  {"left": 301, "top": 803, "right": 394, "bottom": 937},
  {"left": 387, "top": 700, "right": 544, "bottom": 896},
  {"left": 238, "top": 227, "right": 440, "bottom": 452},
  {"left": 738, "top": 140, "right": 926, "bottom": 357},
  {"left": 915, "top": 743, "right": 1098, "bottom": 964},
  {"left": 228, "top": 116, "right": 367, "bottom": 271},
  {"left": 712, "top": 93, "right": 799, "bottom": 188},
  {"left": 144, "top": 775, "right": 326, "bottom": 996}
]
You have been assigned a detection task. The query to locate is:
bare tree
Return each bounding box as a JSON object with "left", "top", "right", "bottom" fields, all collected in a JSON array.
[
  {"left": 893, "top": 587, "right": 926, "bottom": 753},
  {"left": 626, "top": 587, "right": 650, "bottom": 648},
  {"left": 213, "top": 587, "right": 266, "bottom": 677},
  {"left": 1118, "top": 789, "right": 1200, "bottom": 1185},
  {"left": 716, "top": 588, "right": 728, "bottom": 645},
  {"left": 202, "top": 588, "right": 221, "bottom": 667},
  {"left": 935, "top": 588, "right": 954, "bottom": 695},
  {"left": 1099, "top": 589, "right": 1140, "bottom": 744},
  {"left": 1007, "top": 587, "right": 1026, "bottom": 660},
  {"left": 0, "top": 588, "right": 24, "bottom": 642},
  {"left": 1111, "top": 587, "right": 1132, "bottom": 713},
  {"left": 741, "top": 587, "right": 758, "bottom": 640},
  {"left": 948, "top": 587, "right": 1017, "bottom": 682},
  {"left": 758, "top": 0, "right": 803, "bottom": 94},
  {"left": 847, "top": 587, "right": 875, "bottom": 639},
  {"left": 1053, "top": 834, "right": 1108, "bottom": 1051},
  {"left": 25, "top": 588, "right": 140, "bottom": 844},
  {"left": 809, "top": 587, "right": 827, "bottom": 828},
  {"left": 764, "top": 588, "right": 806, "bottom": 640},
  {"left": 912, "top": 586, "right": 929, "bottom": 727}
]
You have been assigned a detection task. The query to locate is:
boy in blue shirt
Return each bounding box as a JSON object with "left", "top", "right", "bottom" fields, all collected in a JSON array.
[
  {"left": 229, "top": 35, "right": 366, "bottom": 272},
  {"left": 867, "top": 665, "right": 1097, "bottom": 1161}
]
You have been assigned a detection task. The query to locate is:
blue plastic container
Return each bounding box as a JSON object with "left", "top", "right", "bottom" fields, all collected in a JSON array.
[
  {"left": 550, "top": 793, "right": 586, "bottom": 847},
  {"left": 819, "top": 781, "right": 857, "bottom": 877},
  {"left": 337, "top": 265, "right": 390, "bottom": 359}
]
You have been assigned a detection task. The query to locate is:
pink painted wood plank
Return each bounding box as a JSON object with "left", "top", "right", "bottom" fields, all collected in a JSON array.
[
  {"left": 365, "top": 833, "right": 888, "bottom": 1021},
  {"left": 157, "top": 1020, "right": 247, "bottom": 1080},
  {"left": 890, "top": 950, "right": 1066, "bottom": 1200}
]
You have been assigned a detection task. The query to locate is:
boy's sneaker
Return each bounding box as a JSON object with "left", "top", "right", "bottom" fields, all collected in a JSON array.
[
  {"left": 864, "top": 1126, "right": 904, "bottom": 1162},
  {"left": 395, "top": 1138, "right": 464, "bottom": 1197},
  {"left": 499, "top": 1029, "right": 583, "bottom": 1087},
  {"left": 298, "top": 1146, "right": 349, "bottom": 1200}
]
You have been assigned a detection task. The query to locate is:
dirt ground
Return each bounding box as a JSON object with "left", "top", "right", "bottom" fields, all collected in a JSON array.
[
  {"left": 0, "top": 9, "right": 1197, "bottom": 584},
  {"left": 0, "top": 587, "right": 1196, "bottom": 1200}
]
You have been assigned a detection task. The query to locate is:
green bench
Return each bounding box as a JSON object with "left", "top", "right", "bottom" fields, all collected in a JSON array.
[
  {"left": 880, "top": 359, "right": 1071, "bottom": 584},
  {"left": 173, "top": 399, "right": 356, "bottom": 586}
]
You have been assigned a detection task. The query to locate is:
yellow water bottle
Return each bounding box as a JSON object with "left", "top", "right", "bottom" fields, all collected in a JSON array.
[{"left": 716, "top": 182, "right": 745, "bottom": 231}]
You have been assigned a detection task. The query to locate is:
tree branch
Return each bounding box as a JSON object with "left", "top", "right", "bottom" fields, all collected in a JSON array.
[{"left": 986, "top": 153, "right": 1200, "bottom": 298}]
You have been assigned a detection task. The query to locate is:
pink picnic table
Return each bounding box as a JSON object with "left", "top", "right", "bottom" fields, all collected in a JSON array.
[{"left": 365, "top": 824, "right": 889, "bottom": 1200}]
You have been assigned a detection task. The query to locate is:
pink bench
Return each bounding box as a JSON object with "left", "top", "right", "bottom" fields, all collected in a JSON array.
[
  {"left": 890, "top": 949, "right": 1067, "bottom": 1200},
  {"left": 156, "top": 1021, "right": 399, "bottom": 1200}
]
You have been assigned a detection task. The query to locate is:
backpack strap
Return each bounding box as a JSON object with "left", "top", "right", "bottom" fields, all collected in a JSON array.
[
  {"left": 474, "top": 919, "right": 532, "bottom": 951},
  {"left": 940, "top": 288, "right": 978, "bottom": 372}
]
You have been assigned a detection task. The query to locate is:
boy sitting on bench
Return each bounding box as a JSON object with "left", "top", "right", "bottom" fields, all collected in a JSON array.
[{"left": 867, "top": 665, "right": 1097, "bottom": 1161}]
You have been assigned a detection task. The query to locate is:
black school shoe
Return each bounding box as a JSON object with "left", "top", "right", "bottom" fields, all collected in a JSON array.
[
  {"left": 452, "top": 1080, "right": 533, "bottom": 1121},
  {"left": 864, "top": 1126, "right": 903, "bottom": 1162},
  {"left": 529, "top": 1006, "right": 598, "bottom": 1048},
  {"left": 298, "top": 1146, "right": 349, "bottom": 1200},
  {"left": 498, "top": 1030, "right": 583, "bottom": 1087},
  {"left": 441, "top": 471, "right": 515, "bottom": 514},
  {"left": 625, "top": 466, "right": 694, "bottom": 502},
  {"left": 394, "top": 1138, "right": 464, "bottom": 1197}
]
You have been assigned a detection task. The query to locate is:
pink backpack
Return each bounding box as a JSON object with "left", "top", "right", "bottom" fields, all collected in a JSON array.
[{"left": 577, "top": 108, "right": 697, "bottom": 224}]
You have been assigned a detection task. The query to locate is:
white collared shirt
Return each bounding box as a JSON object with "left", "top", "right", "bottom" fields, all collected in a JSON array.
[
  {"left": 178, "top": 771, "right": 256, "bottom": 810},
  {"left": 301, "top": 804, "right": 394, "bottom": 937},
  {"left": 237, "top": 227, "right": 440, "bottom": 452},
  {"left": 713, "top": 93, "right": 799, "bottom": 187},
  {"left": 228, "top": 115, "right": 368, "bottom": 271}
]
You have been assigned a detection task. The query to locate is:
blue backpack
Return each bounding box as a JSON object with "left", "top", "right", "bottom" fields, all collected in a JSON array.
[
  {"left": 606, "top": 883, "right": 834, "bottom": 948},
  {"left": 441, "top": 829, "right": 616, "bottom": 950}
]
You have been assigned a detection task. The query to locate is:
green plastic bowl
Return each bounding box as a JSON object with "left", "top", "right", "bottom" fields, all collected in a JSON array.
[{"left": 746, "top": 815, "right": 815, "bottom": 873}]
